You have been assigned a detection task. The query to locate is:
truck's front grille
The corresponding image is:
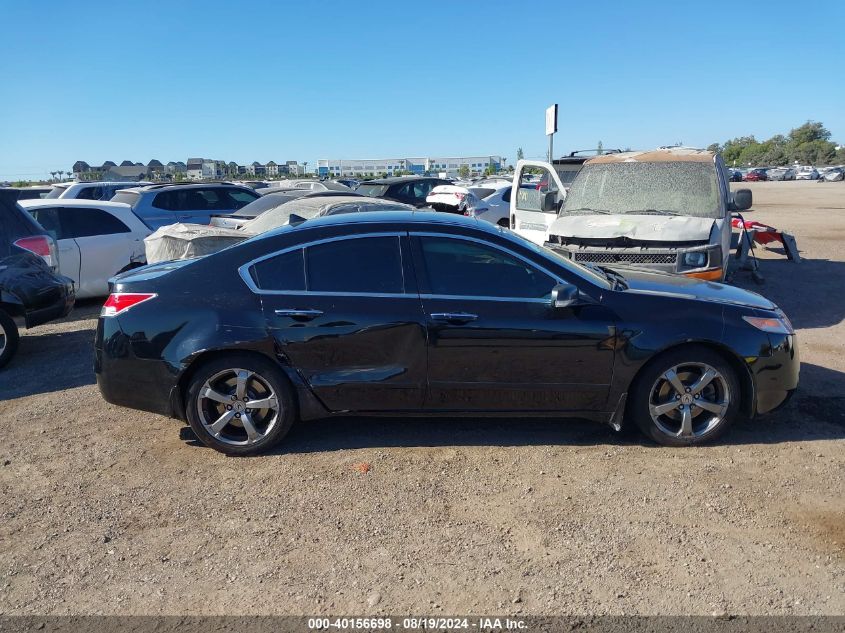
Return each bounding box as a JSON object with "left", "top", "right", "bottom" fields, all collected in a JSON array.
[{"left": 573, "top": 252, "right": 677, "bottom": 265}]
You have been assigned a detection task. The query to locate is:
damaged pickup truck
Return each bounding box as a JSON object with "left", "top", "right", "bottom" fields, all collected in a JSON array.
[
  {"left": 511, "top": 148, "right": 752, "bottom": 281},
  {"left": 0, "top": 189, "right": 75, "bottom": 368}
]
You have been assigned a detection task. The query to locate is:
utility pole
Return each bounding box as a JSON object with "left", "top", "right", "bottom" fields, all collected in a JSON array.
[{"left": 545, "top": 104, "right": 558, "bottom": 162}]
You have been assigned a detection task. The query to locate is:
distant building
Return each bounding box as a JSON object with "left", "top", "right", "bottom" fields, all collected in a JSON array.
[
  {"left": 186, "top": 158, "right": 203, "bottom": 180},
  {"left": 316, "top": 155, "right": 503, "bottom": 178}
]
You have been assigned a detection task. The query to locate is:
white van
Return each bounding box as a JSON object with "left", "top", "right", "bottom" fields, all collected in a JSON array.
[{"left": 510, "top": 148, "right": 752, "bottom": 281}]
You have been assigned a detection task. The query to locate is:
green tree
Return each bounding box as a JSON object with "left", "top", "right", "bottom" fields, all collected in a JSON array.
[
  {"left": 458, "top": 164, "right": 470, "bottom": 178},
  {"left": 516, "top": 147, "right": 524, "bottom": 161}
]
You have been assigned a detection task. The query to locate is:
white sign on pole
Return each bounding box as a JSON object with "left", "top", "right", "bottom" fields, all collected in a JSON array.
[{"left": 545, "top": 104, "right": 558, "bottom": 136}]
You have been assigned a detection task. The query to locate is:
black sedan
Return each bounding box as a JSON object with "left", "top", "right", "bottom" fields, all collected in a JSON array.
[{"left": 95, "top": 212, "right": 799, "bottom": 455}]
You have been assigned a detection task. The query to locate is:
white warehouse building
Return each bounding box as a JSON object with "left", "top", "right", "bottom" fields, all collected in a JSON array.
[{"left": 317, "top": 155, "right": 504, "bottom": 178}]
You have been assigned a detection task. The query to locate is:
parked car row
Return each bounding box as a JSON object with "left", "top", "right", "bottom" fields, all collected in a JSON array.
[{"left": 726, "top": 165, "right": 844, "bottom": 182}]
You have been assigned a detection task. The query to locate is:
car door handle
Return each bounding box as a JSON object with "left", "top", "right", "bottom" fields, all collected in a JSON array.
[
  {"left": 274, "top": 308, "right": 324, "bottom": 320},
  {"left": 430, "top": 312, "right": 478, "bottom": 323}
]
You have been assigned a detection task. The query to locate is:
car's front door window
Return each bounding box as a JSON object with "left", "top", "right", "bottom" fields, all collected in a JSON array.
[{"left": 416, "top": 236, "right": 555, "bottom": 300}]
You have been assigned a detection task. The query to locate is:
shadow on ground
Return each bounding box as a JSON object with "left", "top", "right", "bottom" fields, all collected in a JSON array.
[
  {"left": 0, "top": 327, "right": 95, "bottom": 399},
  {"left": 731, "top": 252, "right": 845, "bottom": 330},
  {"left": 179, "top": 364, "right": 845, "bottom": 454}
]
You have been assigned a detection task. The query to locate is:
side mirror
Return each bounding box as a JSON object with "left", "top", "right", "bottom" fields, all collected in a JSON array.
[
  {"left": 550, "top": 282, "right": 579, "bottom": 308},
  {"left": 731, "top": 188, "right": 752, "bottom": 211},
  {"left": 541, "top": 191, "right": 559, "bottom": 213}
]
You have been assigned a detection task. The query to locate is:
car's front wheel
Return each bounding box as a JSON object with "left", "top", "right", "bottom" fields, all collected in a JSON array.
[
  {"left": 0, "top": 309, "right": 20, "bottom": 370},
  {"left": 629, "top": 346, "right": 740, "bottom": 446},
  {"left": 185, "top": 354, "right": 296, "bottom": 455}
]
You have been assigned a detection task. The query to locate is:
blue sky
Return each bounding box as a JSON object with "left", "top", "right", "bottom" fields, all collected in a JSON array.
[{"left": 1, "top": 0, "right": 843, "bottom": 181}]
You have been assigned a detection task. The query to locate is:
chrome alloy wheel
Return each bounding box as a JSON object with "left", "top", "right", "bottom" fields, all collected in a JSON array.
[
  {"left": 0, "top": 321, "right": 6, "bottom": 358},
  {"left": 648, "top": 362, "right": 730, "bottom": 439},
  {"left": 196, "top": 368, "right": 280, "bottom": 446}
]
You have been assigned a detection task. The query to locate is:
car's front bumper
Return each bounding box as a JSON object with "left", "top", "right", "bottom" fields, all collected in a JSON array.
[{"left": 751, "top": 333, "right": 800, "bottom": 415}]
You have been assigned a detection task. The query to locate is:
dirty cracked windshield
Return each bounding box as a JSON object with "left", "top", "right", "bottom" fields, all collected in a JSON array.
[{"left": 563, "top": 161, "right": 721, "bottom": 219}]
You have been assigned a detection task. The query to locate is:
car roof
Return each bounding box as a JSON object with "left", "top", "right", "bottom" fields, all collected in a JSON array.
[
  {"left": 258, "top": 209, "right": 495, "bottom": 241},
  {"left": 121, "top": 182, "right": 252, "bottom": 194},
  {"left": 586, "top": 147, "right": 716, "bottom": 164},
  {"left": 364, "top": 176, "right": 437, "bottom": 184}
]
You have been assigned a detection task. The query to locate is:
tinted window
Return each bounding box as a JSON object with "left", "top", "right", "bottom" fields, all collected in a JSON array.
[
  {"left": 418, "top": 236, "right": 554, "bottom": 299},
  {"left": 251, "top": 249, "right": 305, "bottom": 291},
  {"left": 61, "top": 208, "right": 131, "bottom": 238},
  {"left": 502, "top": 187, "right": 512, "bottom": 203},
  {"left": 306, "top": 236, "right": 403, "bottom": 294},
  {"left": 27, "top": 207, "right": 64, "bottom": 239},
  {"left": 224, "top": 189, "right": 259, "bottom": 209},
  {"left": 355, "top": 183, "right": 388, "bottom": 198},
  {"left": 75, "top": 186, "right": 104, "bottom": 200}
]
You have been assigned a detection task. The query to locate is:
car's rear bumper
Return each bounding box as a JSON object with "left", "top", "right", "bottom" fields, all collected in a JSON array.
[
  {"left": 94, "top": 316, "right": 180, "bottom": 418},
  {"left": 25, "top": 277, "right": 75, "bottom": 328}
]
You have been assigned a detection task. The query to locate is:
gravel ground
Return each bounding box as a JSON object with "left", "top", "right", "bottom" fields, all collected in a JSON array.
[{"left": 0, "top": 181, "right": 843, "bottom": 616}]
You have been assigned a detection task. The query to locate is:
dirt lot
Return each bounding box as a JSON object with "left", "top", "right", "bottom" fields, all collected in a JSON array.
[{"left": 0, "top": 181, "right": 843, "bottom": 616}]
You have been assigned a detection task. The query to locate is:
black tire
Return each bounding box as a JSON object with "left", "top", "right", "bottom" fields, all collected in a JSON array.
[
  {"left": 185, "top": 354, "right": 297, "bottom": 455},
  {"left": 628, "top": 346, "right": 740, "bottom": 447},
  {"left": 497, "top": 218, "right": 510, "bottom": 228},
  {"left": 0, "top": 309, "right": 20, "bottom": 370}
]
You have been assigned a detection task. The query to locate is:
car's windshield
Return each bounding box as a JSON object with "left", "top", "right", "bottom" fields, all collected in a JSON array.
[
  {"left": 354, "top": 183, "right": 389, "bottom": 198},
  {"left": 563, "top": 161, "right": 721, "bottom": 219},
  {"left": 44, "top": 185, "right": 69, "bottom": 199}
]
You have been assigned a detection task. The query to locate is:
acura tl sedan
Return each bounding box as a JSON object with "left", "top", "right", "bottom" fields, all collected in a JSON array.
[{"left": 95, "top": 212, "right": 799, "bottom": 455}]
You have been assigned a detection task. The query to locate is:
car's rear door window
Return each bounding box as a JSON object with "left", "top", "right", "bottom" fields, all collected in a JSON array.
[
  {"left": 61, "top": 208, "right": 132, "bottom": 238},
  {"left": 251, "top": 249, "right": 306, "bottom": 291},
  {"left": 306, "top": 236, "right": 403, "bottom": 294}
]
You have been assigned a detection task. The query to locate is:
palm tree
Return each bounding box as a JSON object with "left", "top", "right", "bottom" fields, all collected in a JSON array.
[
  {"left": 302, "top": 161, "right": 308, "bottom": 175},
  {"left": 49, "top": 171, "right": 57, "bottom": 181},
  {"left": 57, "top": 170, "right": 64, "bottom": 181}
]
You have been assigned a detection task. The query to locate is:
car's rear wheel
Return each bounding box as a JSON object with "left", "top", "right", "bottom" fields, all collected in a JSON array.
[
  {"left": 0, "top": 309, "right": 20, "bottom": 370},
  {"left": 629, "top": 346, "right": 740, "bottom": 446},
  {"left": 185, "top": 354, "right": 296, "bottom": 455}
]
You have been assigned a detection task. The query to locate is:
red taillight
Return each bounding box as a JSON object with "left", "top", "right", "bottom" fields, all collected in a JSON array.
[
  {"left": 101, "top": 293, "right": 157, "bottom": 317},
  {"left": 14, "top": 235, "right": 57, "bottom": 270},
  {"left": 455, "top": 192, "right": 466, "bottom": 201}
]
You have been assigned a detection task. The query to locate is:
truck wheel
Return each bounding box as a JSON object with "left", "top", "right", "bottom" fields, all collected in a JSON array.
[{"left": 0, "top": 309, "right": 20, "bottom": 369}]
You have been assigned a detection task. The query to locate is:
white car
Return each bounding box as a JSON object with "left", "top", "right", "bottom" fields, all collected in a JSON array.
[
  {"left": 45, "top": 181, "right": 153, "bottom": 200},
  {"left": 426, "top": 185, "right": 472, "bottom": 212},
  {"left": 463, "top": 183, "right": 525, "bottom": 227},
  {"left": 18, "top": 200, "right": 151, "bottom": 298},
  {"left": 795, "top": 166, "right": 819, "bottom": 180}
]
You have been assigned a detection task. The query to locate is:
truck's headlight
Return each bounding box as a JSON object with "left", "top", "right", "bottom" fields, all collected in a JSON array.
[{"left": 682, "top": 252, "right": 707, "bottom": 268}]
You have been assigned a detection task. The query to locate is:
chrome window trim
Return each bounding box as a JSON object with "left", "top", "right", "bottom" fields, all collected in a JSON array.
[
  {"left": 420, "top": 293, "right": 551, "bottom": 304},
  {"left": 238, "top": 231, "right": 406, "bottom": 295}
]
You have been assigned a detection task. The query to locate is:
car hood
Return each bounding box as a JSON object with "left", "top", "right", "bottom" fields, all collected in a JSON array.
[
  {"left": 616, "top": 267, "right": 776, "bottom": 310},
  {"left": 549, "top": 214, "right": 717, "bottom": 242}
]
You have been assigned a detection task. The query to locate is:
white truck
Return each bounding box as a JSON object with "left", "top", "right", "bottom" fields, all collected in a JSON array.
[{"left": 510, "top": 147, "right": 752, "bottom": 281}]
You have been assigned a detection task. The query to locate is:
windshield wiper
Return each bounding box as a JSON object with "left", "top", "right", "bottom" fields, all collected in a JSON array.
[
  {"left": 583, "top": 263, "right": 628, "bottom": 290},
  {"left": 632, "top": 209, "right": 682, "bottom": 216}
]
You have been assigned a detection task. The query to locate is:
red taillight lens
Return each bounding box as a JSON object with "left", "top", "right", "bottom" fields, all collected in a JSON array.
[
  {"left": 14, "top": 235, "right": 57, "bottom": 270},
  {"left": 455, "top": 192, "right": 466, "bottom": 201},
  {"left": 101, "top": 293, "right": 157, "bottom": 317}
]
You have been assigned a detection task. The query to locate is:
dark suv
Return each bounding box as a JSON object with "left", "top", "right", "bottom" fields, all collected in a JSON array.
[
  {"left": 111, "top": 183, "right": 261, "bottom": 229},
  {"left": 355, "top": 176, "right": 450, "bottom": 207},
  {"left": 0, "top": 189, "right": 75, "bottom": 368}
]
